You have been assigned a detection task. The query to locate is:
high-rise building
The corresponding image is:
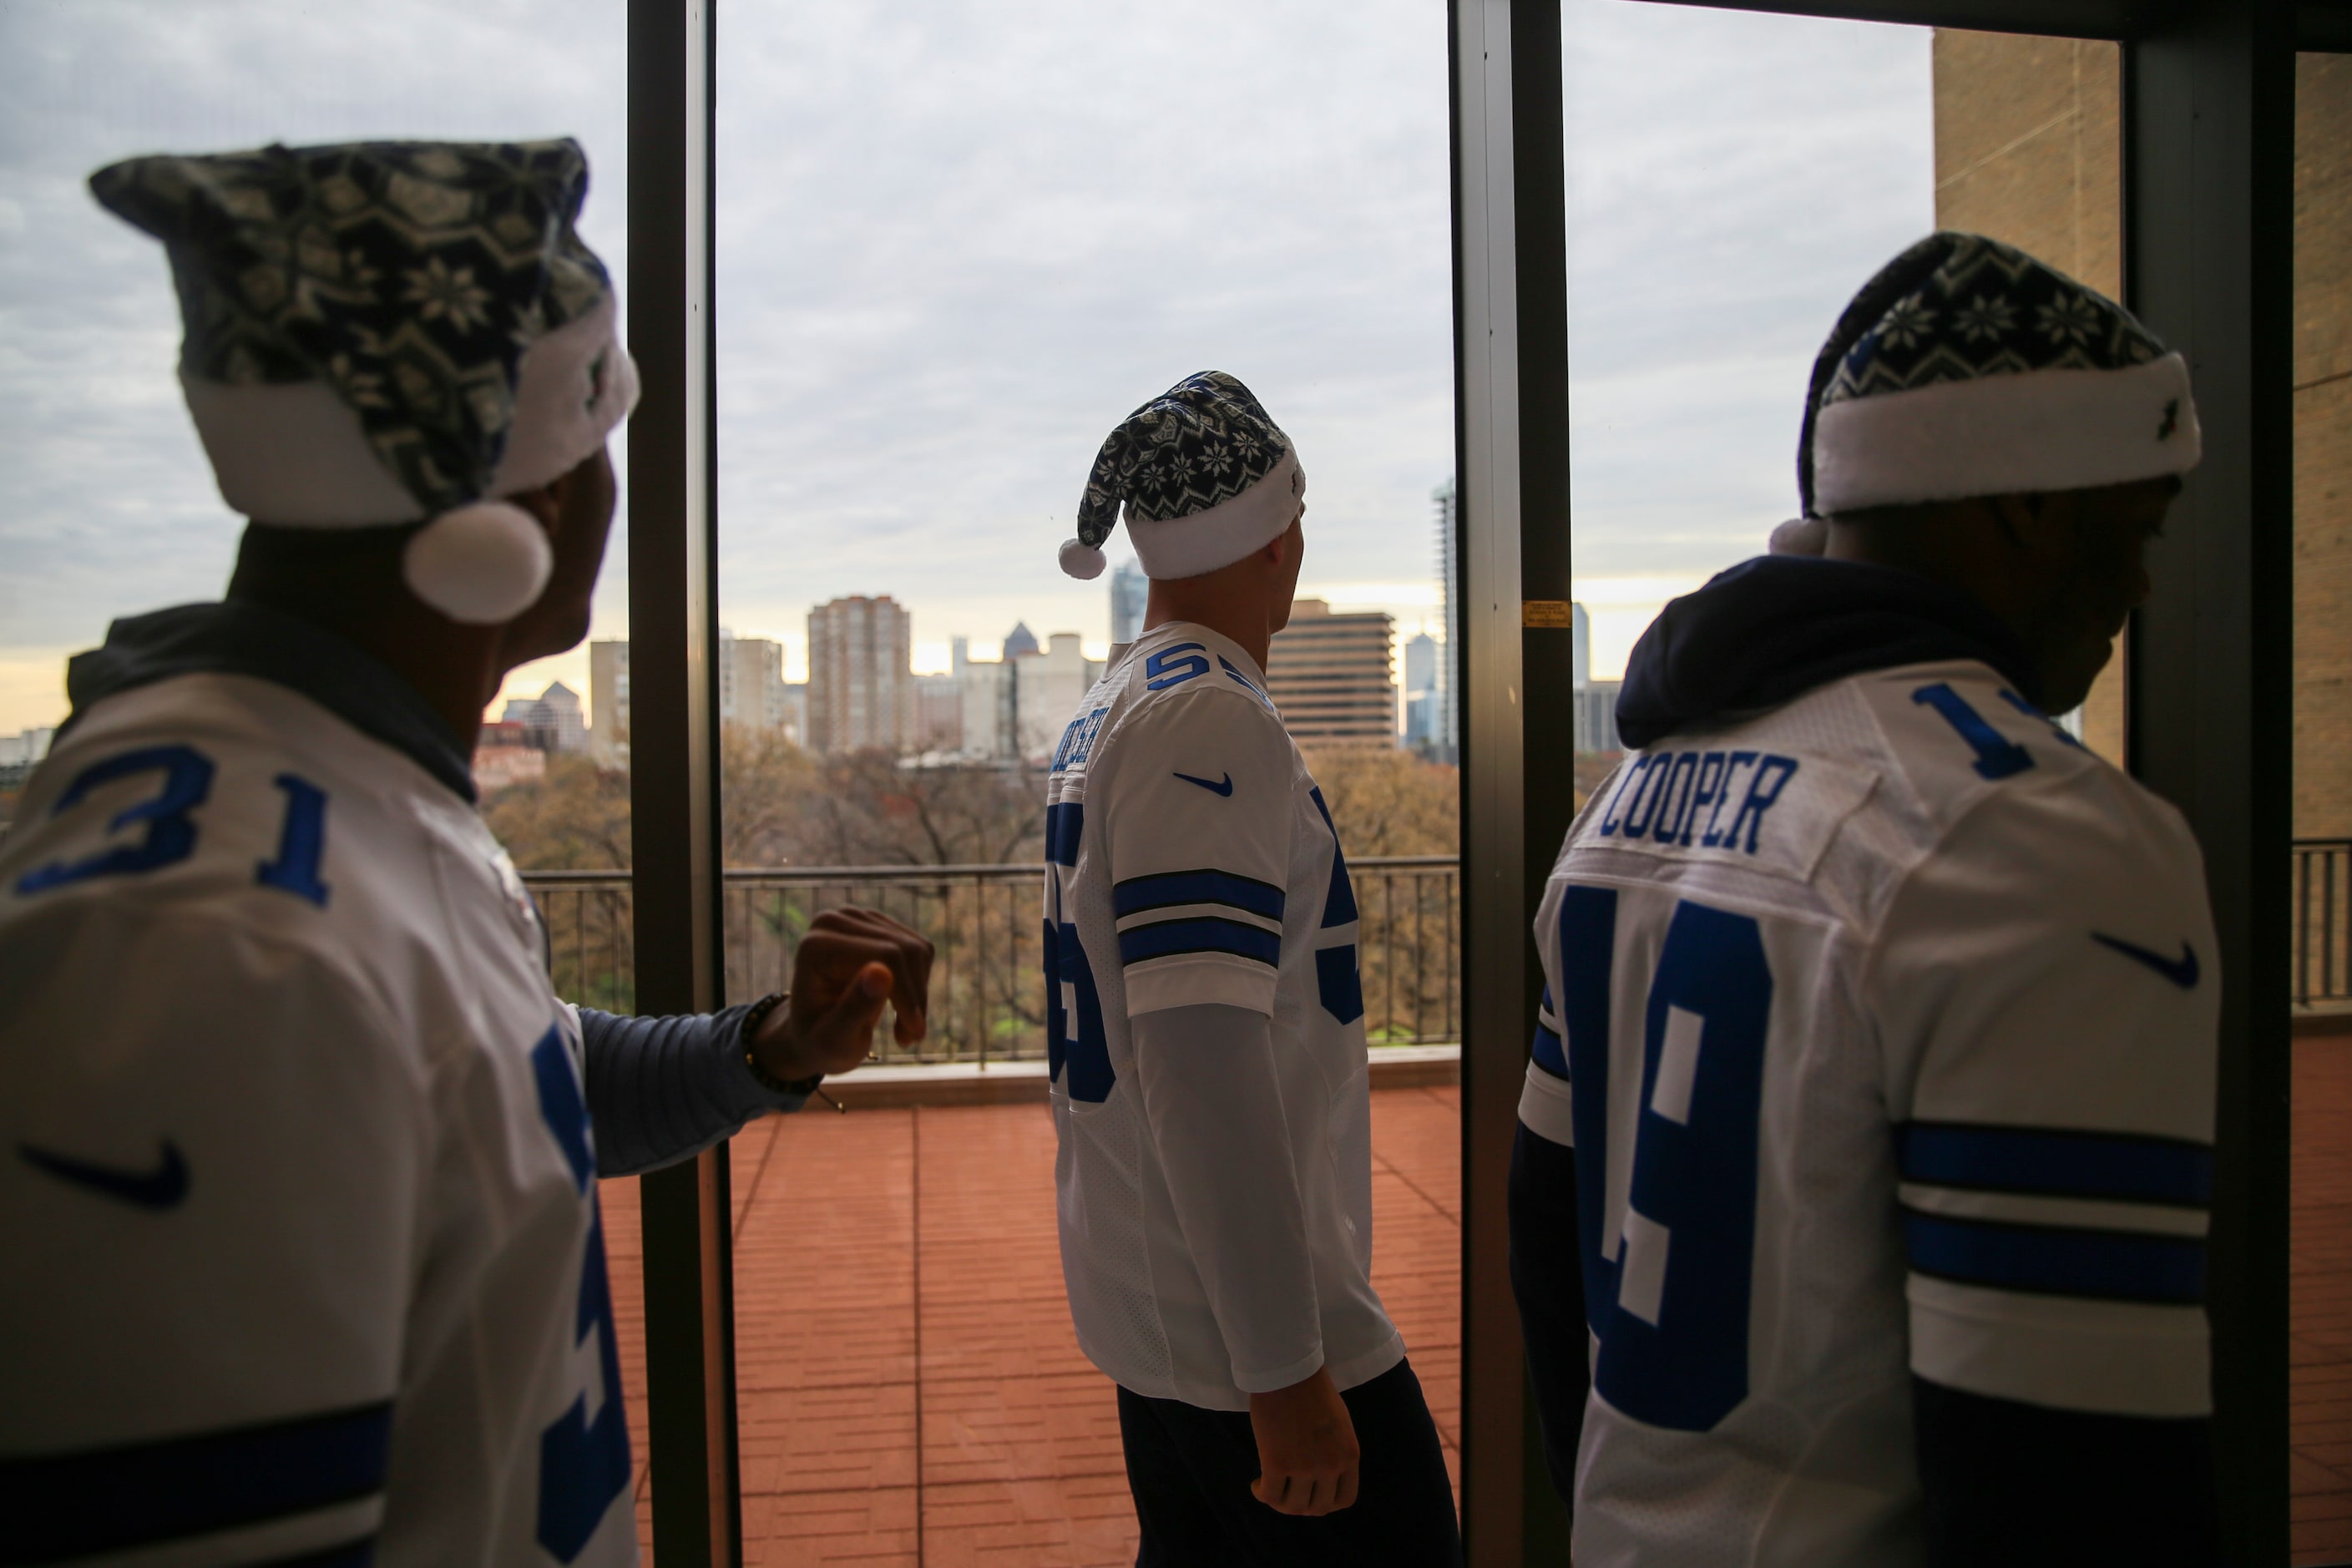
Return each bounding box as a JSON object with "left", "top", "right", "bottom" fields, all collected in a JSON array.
[
  {"left": 719, "top": 630, "right": 792, "bottom": 733},
  {"left": 807, "top": 594, "right": 915, "bottom": 754},
  {"left": 1015, "top": 632, "right": 1105, "bottom": 761},
  {"left": 914, "top": 675, "right": 964, "bottom": 754},
  {"left": 501, "top": 681, "right": 588, "bottom": 753},
  {"left": 1267, "top": 599, "right": 1396, "bottom": 748},
  {"left": 1572, "top": 602, "right": 1591, "bottom": 693},
  {"left": 1433, "top": 478, "right": 1459, "bottom": 761},
  {"left": 1402, "top": 631, "right": 1440, "bottom": 751},
  {"left": 589, "top": 640, "right": 629, "bottom": 766},
  {"left": 1110, "top": 558, "right": 1148, "bottom": 646},
  {"left": 1575, "top": 680, "right": 1622, "bottom": 756}
]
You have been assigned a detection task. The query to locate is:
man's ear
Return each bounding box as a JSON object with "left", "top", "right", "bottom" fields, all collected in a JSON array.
[
  {"left": 1983, "top": 492, "right": 2065, "bottom": 554},
  {"left": 501, "top": 478, "right": 564, "bottom": 534}
]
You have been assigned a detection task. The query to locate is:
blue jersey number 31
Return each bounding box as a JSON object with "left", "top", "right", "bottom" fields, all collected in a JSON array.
[{"left": 1560, "top": 887, "right": 1773, "bottom": 1432}]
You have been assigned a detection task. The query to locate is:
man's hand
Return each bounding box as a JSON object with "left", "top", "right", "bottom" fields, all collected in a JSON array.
[
  {"left": 751, "top": 907, "right": 933, "bottom": 1082},
  {"left": 1248, "top": 1366, "right": 1359, "bottom": 1516}
]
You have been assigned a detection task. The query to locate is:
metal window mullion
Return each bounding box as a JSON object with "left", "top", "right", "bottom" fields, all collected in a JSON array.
[
  {"left": 629, "top": 0, "right": 741, "bottom": 1560},
  {"left": 1450, "top": 1, "right": 1552, "bottom": 1559},
  {"left": 2123, "top": 8, "right": 2296, "bottom": 1561}
]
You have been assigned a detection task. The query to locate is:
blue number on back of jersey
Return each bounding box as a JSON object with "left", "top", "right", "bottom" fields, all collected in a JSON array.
[
  {"left": 16, "top": 747, "right": 335, "bottom": 905},
  {"left": 1145, "top": 644, "right": 1211, "bottom": 690},
  {"left": 255, "top": 773, "right": 332, "bottom": 905},
  {"left": 1563, "top": 888, "right": 1773, "bottom": 1433},
  {"left": 14, "top": 744, "right": 215, "bottom": 893},
  {"left": 529, "top": 1026, "right": 633, "bottom": 1560},
  {"left": 1913, "top": 682, "right": 2033, "bottom": 779}
]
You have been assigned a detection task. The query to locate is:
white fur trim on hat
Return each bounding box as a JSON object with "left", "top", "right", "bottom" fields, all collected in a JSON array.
[
  {"left": 1125, "top": 446, "right": 1307, "bottom": 581},
  {"left": 180, "top": 295, "right": 639, "bottom": 527},
  {"left": 402, "top": 500, "right": 554, "bottom": 624},
  {"left": 1812, "top": 352, "right": 2200, "bottom": 514}
]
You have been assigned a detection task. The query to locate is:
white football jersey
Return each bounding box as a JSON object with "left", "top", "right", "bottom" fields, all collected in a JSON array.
[
  {"left": 1044, "top": 620, "right": 1404, "bottom": 1410},
  {"left": 0, "top": 673, "right": 634, "bottom": 1565},
  {"left": 1521, "top": 659, "right": 2217, "bottom": 1567}
]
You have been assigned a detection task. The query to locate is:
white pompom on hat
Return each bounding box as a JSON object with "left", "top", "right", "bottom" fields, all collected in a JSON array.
[{"left": 402, "top": 501, "right": 556, "bottom": 625}]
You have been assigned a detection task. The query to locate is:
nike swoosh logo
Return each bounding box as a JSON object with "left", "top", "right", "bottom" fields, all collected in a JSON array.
[
  {"left": 20, "top": 1139, "right": 190, "bottom": 1210},
  {"left": 2091, "top": 933, "right": 2201, "bottom": 990},
  {"left": 1173, "top": 771, "right": 1234, "bottom": 797}
]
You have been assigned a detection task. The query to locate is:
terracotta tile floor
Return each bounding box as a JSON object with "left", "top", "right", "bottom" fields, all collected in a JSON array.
[
  {"left": 2295, "top": 1031, "right": 2352, "bottom": 1565},
  {"left": 604, "top": 1039, "right": 2352, "bottom": 1563},
  {"left": 599, "top": 1085, "right": 1462, "bottom": 1564}
]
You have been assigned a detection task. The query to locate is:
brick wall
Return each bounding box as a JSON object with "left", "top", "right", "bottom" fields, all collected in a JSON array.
[
  {"left": 1933, "top": 40, "right": 2352, "bottom": 832},
  {"left": 1931, "top": 32, "right": 2130, "bottom": 764},
  {"left": 2297, "top": 53, "right": 2352, "bottom": 838}
]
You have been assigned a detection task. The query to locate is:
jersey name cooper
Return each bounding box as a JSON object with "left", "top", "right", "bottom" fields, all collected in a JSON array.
[
  {"left": 1043, "top": 621, "right": 1404, "bottom": 1410},
  {"left": 1523, "top": 660, "right": 2218, "bottom": 1567},
  {"left": 0, "top": 674, "right": 634, "bottom": 1566}
]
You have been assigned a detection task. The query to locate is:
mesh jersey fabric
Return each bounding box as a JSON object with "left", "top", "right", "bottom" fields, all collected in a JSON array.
[
  {"left": 1520, "top": 658, "right": 2217, "bottom": 1568},
  {"left": 1044, "top": 620, "right": 1404, "bottom": 1410},
  {"left": 0, "top": 672, "right": 637, "bottom": 1566}
]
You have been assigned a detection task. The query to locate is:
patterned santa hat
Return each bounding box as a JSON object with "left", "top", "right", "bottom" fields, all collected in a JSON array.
[
  {"left": 90, "top": 138, "right": 639, "bottom": 624},
  {"left": 1060, "top": 371, "right": 1305, "bottom": 580},
  {"left": 1799, "top": 231, "right": 2199, "bottom": 518}
]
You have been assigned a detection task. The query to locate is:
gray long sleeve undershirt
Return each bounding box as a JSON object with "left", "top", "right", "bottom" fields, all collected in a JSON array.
[{"left": 577, "top": 1004, "right": 808, "bottom": 1177}]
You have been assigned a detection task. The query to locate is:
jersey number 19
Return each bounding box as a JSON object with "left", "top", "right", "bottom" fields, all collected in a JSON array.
[{"left": 1561, "top": 887, "right": 1774, "bottom": 1433}]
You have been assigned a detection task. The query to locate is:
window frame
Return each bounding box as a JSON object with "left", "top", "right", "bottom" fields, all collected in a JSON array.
[{"left": 620, "top": 1, "right": 2328, "bottom": 1561}]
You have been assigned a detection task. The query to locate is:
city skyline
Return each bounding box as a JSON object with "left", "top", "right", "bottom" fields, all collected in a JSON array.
[{"left": 0, "top": 3, "right": 1930, "bottom": 737}]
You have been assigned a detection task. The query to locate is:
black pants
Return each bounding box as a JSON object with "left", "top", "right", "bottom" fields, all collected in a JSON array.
[{"left": 1117, "top": 1358, "right": 1464, "bottom": 1568}]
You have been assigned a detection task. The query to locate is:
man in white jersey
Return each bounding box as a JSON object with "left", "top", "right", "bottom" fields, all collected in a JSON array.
[
  {"left": 1511, "top": 233, "right": 2219, "bottom": 1566},
  {"left": 0, "top": 142, "right": 929, "bottom": 1565},
  {"left": 1044, "top": 373, "right": 1459, "bottom": 1564}
]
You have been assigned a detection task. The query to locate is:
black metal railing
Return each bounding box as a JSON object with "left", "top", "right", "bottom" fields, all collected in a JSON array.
[
  {"left": 523, "top": 857, "right": 1460, "bottom": 1064},
  {"left": 2298, "top": 839, "right": 2352, "bottom": 1008}
]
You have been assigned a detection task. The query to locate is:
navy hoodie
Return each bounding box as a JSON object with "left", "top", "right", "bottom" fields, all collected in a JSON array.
[{"left": 1613, "top": 555, "right": 2044, "bottom": 751}]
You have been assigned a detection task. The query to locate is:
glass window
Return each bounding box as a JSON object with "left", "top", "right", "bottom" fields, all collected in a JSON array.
[
  {"left": 0, "top": 4, "right": 646, "bottom": 1550},
  {"left": 714, "top": 4, "right": 1459, "bottom": 1554},
  {"left": 1562, "top": 8, "right": 2122, "bottom": 771},
  {"left": 1564, "top": 0, "right": 1936, "bottom": 768},
  {"left": 2291, "top": 47, "right": 2352, "bottom": 1568}
]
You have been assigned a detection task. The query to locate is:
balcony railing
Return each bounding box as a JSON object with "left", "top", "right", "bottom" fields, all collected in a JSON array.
[
  {"left": 523, "top": 857, "right": 1460, "bottom": 1063},
  {"left": 2299, "top": 839, "right": 2352, "bottom": 1008}
]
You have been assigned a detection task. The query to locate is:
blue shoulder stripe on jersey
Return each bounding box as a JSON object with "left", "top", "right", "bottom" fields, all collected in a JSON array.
[
  {"left": 1898, "top": 1121, "right": 2213, "bottom": 1207},
  {"left": 1046, "top": 802, "right": 1084, "bottom": 867},
  {"left": 1113, "top": 867, "right": 1285, "bottom": 921},
  {"left": 1, "top": 1399, "right": 393, "bottom": 1560},
  {"left": 1901, "top": 1210, "right": 2206, "bottom": 1305},
  {"left": 1118, "top": 915, "right": 1282, "bottom": 969}
]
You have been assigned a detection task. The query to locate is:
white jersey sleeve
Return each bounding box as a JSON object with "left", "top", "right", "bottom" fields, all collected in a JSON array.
[
  {"left": 1097, "top": 681, "right": 1297, "bottom": 1018},
  {"left": 1871, "top": 774, "right": 2218, "bottom": 1420},
  {"left": 1131, "top": 1003, "right": 1324, "bottom": 1391},
  {"left": 0, "top": 904, "right": 425, "bottom": 1564}
]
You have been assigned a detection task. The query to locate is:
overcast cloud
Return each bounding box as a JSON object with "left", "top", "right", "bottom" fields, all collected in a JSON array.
[{"left": 0, "top": 0, "right": 1930, "bottom": 732}]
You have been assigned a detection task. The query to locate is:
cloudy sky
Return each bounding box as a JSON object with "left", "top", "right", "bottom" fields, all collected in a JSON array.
[{"left": 0, "top": 0, "right": 1931, "bottom": 736}]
